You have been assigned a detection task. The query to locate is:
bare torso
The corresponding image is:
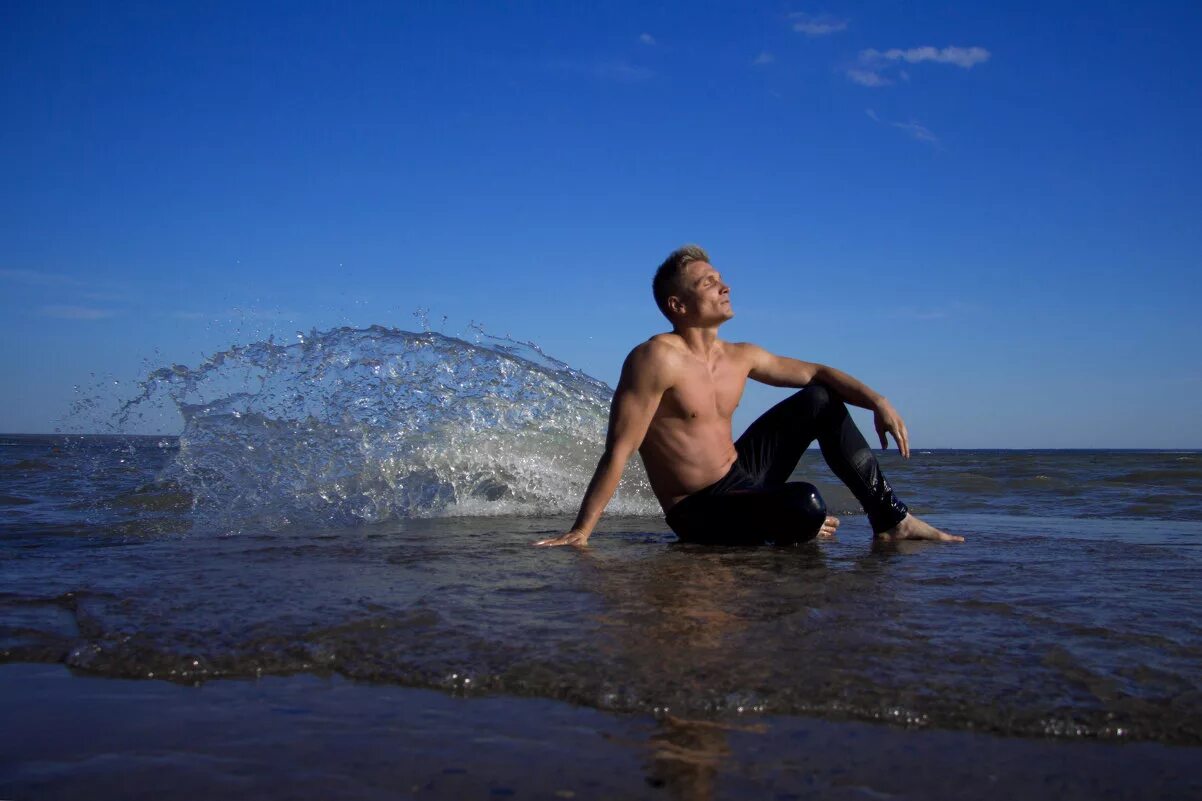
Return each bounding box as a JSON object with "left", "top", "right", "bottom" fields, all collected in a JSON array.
[
  {"left": 533, "top": 255, "right": 965, "bottom": 546},
  {"left": 636, "top": 333, "right": 753, "bottom": 510}
]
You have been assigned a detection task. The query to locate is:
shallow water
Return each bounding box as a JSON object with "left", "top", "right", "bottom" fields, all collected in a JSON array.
[
  {"left": 2, "top": 434, "right": 1201, "bottom": 744},
  {"left": 3, "top": 327, "right": 1201, "bottom": 746},
  {"left": 5, "top": 663, "right": 1200, "bottom": 801}
]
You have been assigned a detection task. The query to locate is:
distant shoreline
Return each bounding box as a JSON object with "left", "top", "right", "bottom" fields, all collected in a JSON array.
[{"left": 4, "top": 433, "right": 1200, "bottom": 453}]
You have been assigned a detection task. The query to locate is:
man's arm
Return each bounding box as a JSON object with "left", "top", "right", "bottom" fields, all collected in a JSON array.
[
  {"left": 534, "top": 343, "right": 671, "bottom": 547},
  {"left": 744, "top": 344, "right": 912, "bottom": 458}
]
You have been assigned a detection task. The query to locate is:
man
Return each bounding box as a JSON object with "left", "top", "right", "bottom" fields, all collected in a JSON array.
[{"left": 534, "top": 245, "right": 962, "bottom": 547}]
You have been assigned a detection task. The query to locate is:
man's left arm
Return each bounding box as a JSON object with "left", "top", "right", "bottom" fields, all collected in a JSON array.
[{"left": 744, "top": 344, "right": 911, "bottom": 458}]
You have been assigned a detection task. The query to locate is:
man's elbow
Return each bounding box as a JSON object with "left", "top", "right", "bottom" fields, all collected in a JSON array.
[{"left": 601, "top": 440, "right": 639, "bottom": 466}]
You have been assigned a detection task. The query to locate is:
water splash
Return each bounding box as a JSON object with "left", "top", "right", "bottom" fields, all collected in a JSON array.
[{"left": 119, "top": 325, "right": 657, "bottom": 529}]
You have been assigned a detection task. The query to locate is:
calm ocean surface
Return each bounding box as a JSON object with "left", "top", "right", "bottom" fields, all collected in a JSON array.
[{"left": 2, "top": 328, "right": 1200, "bottom": 750}]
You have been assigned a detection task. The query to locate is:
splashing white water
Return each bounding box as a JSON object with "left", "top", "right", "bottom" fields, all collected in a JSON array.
[{"left": 118, "top": 325, "right": 658, "bottom": 528}]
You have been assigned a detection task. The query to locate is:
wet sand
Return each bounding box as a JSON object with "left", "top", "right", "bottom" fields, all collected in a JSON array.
[{"left": 2, "top": 663, "right": 1198, "bottom": 800}]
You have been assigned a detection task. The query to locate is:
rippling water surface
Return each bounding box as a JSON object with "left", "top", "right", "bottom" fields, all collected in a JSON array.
[{"left": 2, "top": 326, "right": 1200, "bottom": 746}]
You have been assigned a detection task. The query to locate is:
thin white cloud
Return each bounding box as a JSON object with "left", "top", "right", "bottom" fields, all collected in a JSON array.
[
  {"left": 865, "top": 109, "right": 940, "bottom": 147},
  {"left": 167, "top": 308, "right": 300, "bottom": 322},
  {"left": 849, "top": 45, "right": 989, "bottom": 87},
  {"left": 861, "top": 45, "right": 991, "bottom": 69},
  {"left": 39, "top": 305, "right": 118, "bottom": 320},
  {"left": 847, "top": 68, "right": 890, "bottom": 87},
  {"left": 753, "top": 51, "right": 775, "bottom": 66},
  {"left": 892, "top": 119, "right": 939, "bottom": 145},
  {"left": 789, "top": 12, "right": 848, "bottom": 37},
  {"left": 227, "top": 307, "right": 300, "bottom": 321},
  {"left": 639, "top": 33, "right": 655, "bottom": 46},
  {"left": 80, "top": 291, "right": 132, "bottom": 302},
  {"left": 0, "top": 269, "right": 86, "bottom": 287}
]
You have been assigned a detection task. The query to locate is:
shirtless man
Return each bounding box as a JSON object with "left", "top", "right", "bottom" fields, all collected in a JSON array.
[{"left": 535, "top": 245, "right": 962, "bottom": 547}]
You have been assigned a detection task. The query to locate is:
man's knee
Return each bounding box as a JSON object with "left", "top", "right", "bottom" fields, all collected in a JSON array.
[
  {"left": 796, "top": 381, "right": 828, "bottom": 404},
  {"left": 773, "top": 482, "right": 827, "bottom": 544},
  {"left": 786, "top": 480, "right": 826, "bottom": 518},
  {"left": 791, "top": 382, "right": 843, "bottom": 417}
]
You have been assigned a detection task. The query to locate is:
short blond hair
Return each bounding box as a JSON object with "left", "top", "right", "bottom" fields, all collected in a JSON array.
[{"left": 652, "top": 244, "right": 710, "bottom": 320}]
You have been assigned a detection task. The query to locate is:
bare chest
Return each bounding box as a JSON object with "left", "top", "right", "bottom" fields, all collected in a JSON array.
[{"left": 662, "top": 358, "right": 748, "bottom": 422}]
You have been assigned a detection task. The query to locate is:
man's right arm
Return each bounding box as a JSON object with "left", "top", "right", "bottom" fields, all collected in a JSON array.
[{"left": 533, "top": 342, "right": 671, "bottom": 547}]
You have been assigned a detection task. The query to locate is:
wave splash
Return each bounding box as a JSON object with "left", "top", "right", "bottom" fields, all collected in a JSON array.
[{"left": 120, "top": 325, "right": 658, "bottom": 528}]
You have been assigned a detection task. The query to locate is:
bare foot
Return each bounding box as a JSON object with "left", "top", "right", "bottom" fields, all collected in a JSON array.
[
  {"left": 876, "top": 514, "right": 963, "bottom": 543},
  {"left": 817, "top": 515, "right": 840, "bottom": 539}
]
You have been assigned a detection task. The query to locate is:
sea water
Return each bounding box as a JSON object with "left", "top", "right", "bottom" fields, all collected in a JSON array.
[{"left": 2, "top": 326, "right": 1200, "bottom": 745}]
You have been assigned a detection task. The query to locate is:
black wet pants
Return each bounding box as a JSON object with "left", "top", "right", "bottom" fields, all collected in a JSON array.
[{"left": 664, "top": 384, "right": 909, "bottom": 545}]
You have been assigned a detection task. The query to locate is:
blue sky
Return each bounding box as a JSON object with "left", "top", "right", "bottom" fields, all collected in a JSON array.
[{"left": 2, "top": 1, "right": 1200, "bottom": 447}]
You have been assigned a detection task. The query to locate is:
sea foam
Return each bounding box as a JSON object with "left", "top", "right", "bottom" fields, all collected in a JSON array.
[{"left": 116, "top": 325, "right": 658, "bottom": 528}]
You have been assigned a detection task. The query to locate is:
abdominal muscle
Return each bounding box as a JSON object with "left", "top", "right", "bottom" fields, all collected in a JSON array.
[{"left": 638, "top": 414, "right": 739, "bottom": 511}]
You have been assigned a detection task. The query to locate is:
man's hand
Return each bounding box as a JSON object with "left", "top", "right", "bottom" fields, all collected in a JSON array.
[
  {"left": 873, "top": 398, "right": 910, "bottom": 458},
  {"left": 533, "top": 529, "right": 591, "bottom": 547}
]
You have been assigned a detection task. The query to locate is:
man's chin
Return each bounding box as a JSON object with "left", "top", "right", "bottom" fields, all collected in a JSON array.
[{"left": 703, "top": 308, "right": 735, "bottom": 326}]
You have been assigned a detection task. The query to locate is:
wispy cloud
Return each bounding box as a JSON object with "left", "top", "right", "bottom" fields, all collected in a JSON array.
[
  {"left": 865, "top": 108, "right": 940, "bottom": 147},
  {"left": 892, "top": 119, "right": 939, "bottom": 145},
  {"left": 167, "top": 307, "right": 300, "bottom": 322},
  {"left": 6, "top": 269, "right": 132, "bottom": 317},
  {"left": 789, "top": 12, "right": 848, "bottom": 37},
  {"left": 38, "top": 305, "right": 118, "bottom": 320},
  {"left": 848, "top": 44, "right": 990, "bottom": 87},
  {"left": 80, "top": 291, "right": 133, "bottom": 302},
  {"left": 639, "top": 33, "right": 656, "bottom": 46},
  {"left": 862, "top": 46, "right": 991, "bottom": 68},
  {"left": 753, "top": 51, "right": 775, "bottom": 66},
  {"left": 0, "top": 269, "right": 86, "bottom": 287},
  {"left": 848, "top": 68, "right": 890, "bottom": 87}
]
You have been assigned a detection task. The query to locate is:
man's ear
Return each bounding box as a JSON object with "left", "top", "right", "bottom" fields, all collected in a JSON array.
[{"left": 667, "top": 295, "right": 686, "bottom": 317}]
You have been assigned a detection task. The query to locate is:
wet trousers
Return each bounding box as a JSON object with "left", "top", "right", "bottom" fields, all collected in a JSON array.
[{"left": 663, "top": 383, "right": 909, "bottom": 545}]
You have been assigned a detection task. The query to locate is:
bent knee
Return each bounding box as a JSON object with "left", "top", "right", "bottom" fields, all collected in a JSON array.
[
  {"left": 783, "top": 481, "right": 826, "bottom": 520},
  {"left": 797, "top": 382, "right": 829, "bottom": 405},
  {"left": 771, "top": 482, "right": 827, "bottom": 545},
  {"left": 793, "top": 382, "right": 844, "bottom": 416}
]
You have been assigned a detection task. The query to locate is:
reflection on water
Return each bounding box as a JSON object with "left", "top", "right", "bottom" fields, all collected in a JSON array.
[
  {"left": 644, "top": 716, "right": 765, "bottom": 801},
  {"left": 3, "top": 425, "right": 1202, "bottom": 745}
]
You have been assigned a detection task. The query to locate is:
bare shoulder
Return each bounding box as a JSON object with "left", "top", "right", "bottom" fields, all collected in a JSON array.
[
  {"left": 633, "top": 334, "right": 687, "bottom": 365},
  {"left": 620, "top": 335, "right": 685, "bottom": 388},
  {"left": 724, "top": 340, "right": 771, "bottom": 366}
]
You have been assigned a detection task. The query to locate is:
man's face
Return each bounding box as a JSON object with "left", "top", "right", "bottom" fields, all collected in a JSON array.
[{"left": 678, "top": 261, "right": 733, "bottom": 324}]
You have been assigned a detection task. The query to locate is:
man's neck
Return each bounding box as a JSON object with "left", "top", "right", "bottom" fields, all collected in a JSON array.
[{"left": 672, "top": 323, "right": 723, "bottom": 360}]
